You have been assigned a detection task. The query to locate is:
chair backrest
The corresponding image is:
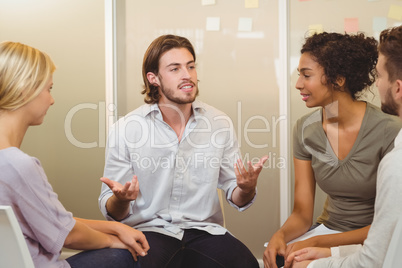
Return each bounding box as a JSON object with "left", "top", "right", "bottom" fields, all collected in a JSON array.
[
  {"left": 0, "top": 206, "right": 34, "bottom": 268},
  {"left": 217, "top": 189, "right": 226, "bottom": 228},
  {"left": 382, "top": 214, "right": 402, "bottom": 268}
]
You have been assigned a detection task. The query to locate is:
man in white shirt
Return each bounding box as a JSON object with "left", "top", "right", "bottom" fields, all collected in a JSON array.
[
  {"left": 98, "top": 34, "right": 267, "bottom": 268},
  {"left": 286, "top": 25, "right": 402, "bottom": 268}
]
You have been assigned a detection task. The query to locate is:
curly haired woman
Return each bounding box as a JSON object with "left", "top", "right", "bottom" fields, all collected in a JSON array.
[{"left": 263, "top": 32, "right": 401, "bottom": 268}]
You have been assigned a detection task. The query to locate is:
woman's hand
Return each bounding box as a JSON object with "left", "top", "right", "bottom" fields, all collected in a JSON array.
[
  {"left": 285, "top": 247, "right": 331, "bottom": 268},
  {"left": 264, "top": 232, "right": 287, "bottom": 268},
  {"left": 112, "top": 223, "right": 150, "bottom": 260}
]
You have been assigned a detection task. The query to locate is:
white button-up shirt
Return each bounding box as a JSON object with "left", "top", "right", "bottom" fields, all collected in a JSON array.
[{"left": 99, "top": 100, "right": 255, "bottom": 239}]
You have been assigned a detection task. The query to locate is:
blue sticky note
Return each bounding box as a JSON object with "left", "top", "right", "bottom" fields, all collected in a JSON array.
[{"left": 373, "top": 17, "right": 387, "bottom": 32}]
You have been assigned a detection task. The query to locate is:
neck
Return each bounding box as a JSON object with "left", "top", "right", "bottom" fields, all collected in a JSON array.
[
  {"left": 322, "top": 94, "right": 365, "bottom": 127},
  {"left": 0, "top": 110, "right": 28, "bottom": 150},
  {"left": 158, "top": 100, "right": 193, "bottom": 124},
  {"left": 158, "top": 101, "right": 193, "bottom": 140}
]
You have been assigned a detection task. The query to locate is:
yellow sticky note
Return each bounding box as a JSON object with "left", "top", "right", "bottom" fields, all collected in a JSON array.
[
  {"left": 245, "top": 0, "right": 258, "bottom": 8},
  {"left": 388, "top": 5, "right": 402, "bottom": 21},
  {"left": 344, "top": 18, "right": 359, "bottom": 33},
  {"left": 308, "top": 24, "right": 324, "bottom": 35}
]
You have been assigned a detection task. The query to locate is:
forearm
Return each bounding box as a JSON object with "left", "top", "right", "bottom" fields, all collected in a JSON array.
[
  {"left": 275, "top": 212, "right": 313, "bottom": 243},
  {"left": 309, "top": 225, "right": 370, "bottom": 248},
  {"left": 64, "top": 220, "right": 113, "bottom": 250},
  {"left": 75, "top": 217, "right": 122, "bottom": 236},
  {"left": 105, "top": 194, "right": 132, "bottom": 221},
  {"left": 231, "top": 186, "right": 255, "bottom": 207}
]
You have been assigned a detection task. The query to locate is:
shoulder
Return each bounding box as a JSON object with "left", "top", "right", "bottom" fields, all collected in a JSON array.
[
  {"left": 193, "top": 100, "right": 233, "bottom": 127},
  {"left": 110, "top": 104, "right": 151, "bottom": 132},
  {"left": 294, "top": 108, "right": 322, "bottom": 133},
  {"left": 193, "top": 100, "right": 228, "bottom": 117},
  {"left": 366, "top": 103, "right": 400, "bottom": 126},
  {"left": 0, "top": 147, "right": 39, "bottom": 170},
  {"left": 365, "top": 103, "right": 401, "bottom": 139},
  {"left": 192, "top": 100, "right": 234, "bottom": 131},
  {"left": 0, "top": 148, "right": 43, "bottom": 184}
]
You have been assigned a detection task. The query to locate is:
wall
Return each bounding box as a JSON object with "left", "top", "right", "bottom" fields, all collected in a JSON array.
[{"left": 0, "top": 0, "right": 106, "bottom": 220}]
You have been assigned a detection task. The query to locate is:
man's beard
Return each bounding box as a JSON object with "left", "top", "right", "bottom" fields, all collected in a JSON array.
[
  {"left": 381, "top": 87, "right": 399, "bottom": 116},
  {"left": 160, "top": 81, "right": 199, "bottom": 105}
]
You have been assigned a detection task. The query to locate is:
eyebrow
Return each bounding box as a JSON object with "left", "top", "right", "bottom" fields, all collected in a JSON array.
[
  {"left": 165, "top": 60, "right": 195, "bottom": 68},
  {"left": 297, "top": 67, "right": 312, "bottom": 72}
]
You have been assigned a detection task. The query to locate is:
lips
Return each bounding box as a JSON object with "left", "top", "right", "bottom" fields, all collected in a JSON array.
[
  {"left": 301, "top": 94, "right": 309, "bottom": 101},
  {"left": 179, "top": 82, "right": 195, "bottom": 92}
]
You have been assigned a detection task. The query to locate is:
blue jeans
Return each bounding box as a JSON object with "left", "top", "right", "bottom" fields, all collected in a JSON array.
[
  {"left": 66, "top": 248, "right": 138, "bottom": 268},
  {"left": 138, "top": 229, "right": 259, "bottom": 268}
]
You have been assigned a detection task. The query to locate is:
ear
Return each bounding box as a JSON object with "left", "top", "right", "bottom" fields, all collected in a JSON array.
[
  {"left": 335, "top": 76, "right": 346, "bottom": 88},
  {"left": 146, "top": 72, "right": 160, "bottom": 87},
  {"left": 394, "top": 79, "right": 402, "bottom": 101}
]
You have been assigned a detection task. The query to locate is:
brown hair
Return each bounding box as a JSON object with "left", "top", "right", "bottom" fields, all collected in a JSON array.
[
  {"left": 141, "top": 35, "right": 196, "bottom": 104},
  {"left": 378, "top": 26, "right": 402, "bottom": 82}
]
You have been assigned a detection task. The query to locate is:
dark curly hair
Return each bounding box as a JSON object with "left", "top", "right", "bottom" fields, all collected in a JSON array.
[
  {"left": 301, "top": 32, "right": 378, "bottom": 100},
  {"left": 141, "top": 35, "right": 196, "bottom": 104},
  {"left": 378, "top": 26, "right": 402, "bottom": 83}
]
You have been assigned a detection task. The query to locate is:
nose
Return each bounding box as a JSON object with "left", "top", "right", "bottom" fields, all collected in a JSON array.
[
  {"left": 182, "top": 67, "right": 192, "bottom": 80},
  {"left": 50, "top": 95, "right": 55, "bottom": 105},
  {"left": 295, "top": 76, "right": 303, "bottom": 90}
]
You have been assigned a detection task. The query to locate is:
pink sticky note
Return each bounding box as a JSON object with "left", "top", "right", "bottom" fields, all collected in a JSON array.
[{"left": 344, "top": 18, "right": 359, "bottom": 33}]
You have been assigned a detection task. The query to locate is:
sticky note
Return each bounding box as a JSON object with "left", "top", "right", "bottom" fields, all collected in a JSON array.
[
  {"left": 308, "top": 24, "right": 324, "bottom": 35},
  {"left": 344, "top": 18, "right": 359, "bottom": 33},
  {"left": 245, "top": 0, "right": 258, "bottom": 8},
  {"left": 238, "top": 18, "right": 253, "bottom": 32},
  {"left": 388, "top": 5, "right": 402, "bottom": 20},
  {"left": 206, "top": 17, "right": 220, "bottom": 31},
  {"left": 202, "top": 0, "right": 216, "bottom": 6},
  {"left": 373, "top": 17, "right": 387, "bottom": 32}
]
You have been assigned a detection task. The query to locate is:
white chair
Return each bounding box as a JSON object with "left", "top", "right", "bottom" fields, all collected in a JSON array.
[
  {"left": 0, "top": 206, "right": 34, "bottom": 268},
  {"left": 217, "top": 189, "right": 226, "bottom": 228},
  {"left": 382, "top": 214, "right": 402, "bottom": 268}
]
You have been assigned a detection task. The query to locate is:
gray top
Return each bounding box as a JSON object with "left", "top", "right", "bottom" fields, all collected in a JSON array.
[
  {"left": 311, "top": 129, "right": 402, "bottom": 267},
  {"left": 0, "top": 147, "right": 75, "bottom": 268},
  {"left": 293, "top": 102, "right": 401, "bottom": 231}
]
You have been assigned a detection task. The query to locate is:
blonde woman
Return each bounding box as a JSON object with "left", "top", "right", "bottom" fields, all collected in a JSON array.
[{"left": 0, "top": 41, "right": 149, "bottom": 268}]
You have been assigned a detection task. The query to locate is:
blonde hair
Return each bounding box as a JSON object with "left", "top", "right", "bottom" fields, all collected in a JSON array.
[{"left": 0, "top": 41, "right": 56, "bottom": 111}]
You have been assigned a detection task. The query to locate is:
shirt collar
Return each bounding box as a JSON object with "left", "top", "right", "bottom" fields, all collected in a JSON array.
[
  {"left": 395, "top": 128, "right": 402, "bottom": 147},
  {"left": 144, "top": 99, "right": 206, "bottom": 118}
]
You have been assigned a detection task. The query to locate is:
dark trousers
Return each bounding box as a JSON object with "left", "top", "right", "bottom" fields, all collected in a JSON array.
[
  {"left": 66, "top": 248, "right": 137, "bottom": 268},
  {"left": 138, "top": 229, "right": 259, "bottom": 268}
]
